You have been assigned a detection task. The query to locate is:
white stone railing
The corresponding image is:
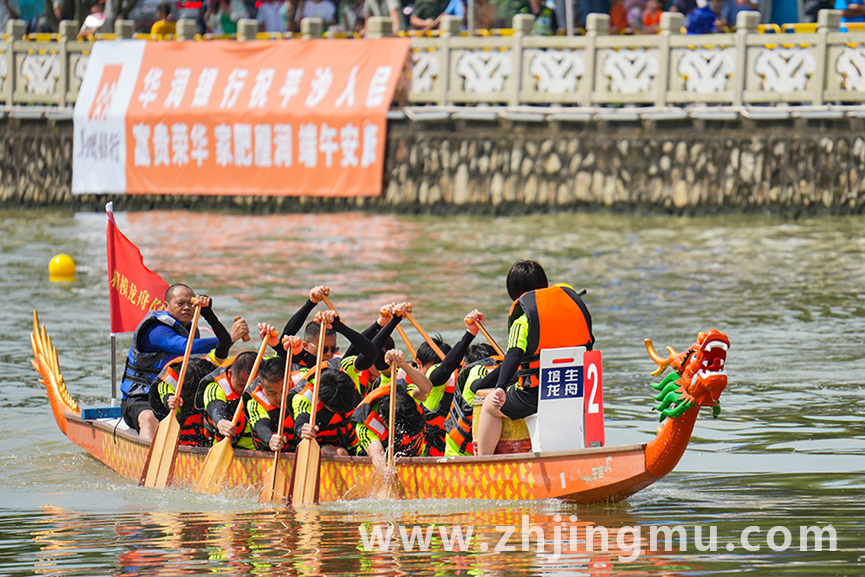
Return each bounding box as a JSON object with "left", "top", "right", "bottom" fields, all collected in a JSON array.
[
  {"left": 1, "top": 10, "right": 863, "bottom": 116},
  {"left": 409, "top": 10, "right": 865, "bottom": 108}
]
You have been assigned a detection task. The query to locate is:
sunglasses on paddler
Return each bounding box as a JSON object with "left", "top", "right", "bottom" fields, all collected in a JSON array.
[{"left": 310, "top": 344, "right": 339, "bottom": 354}]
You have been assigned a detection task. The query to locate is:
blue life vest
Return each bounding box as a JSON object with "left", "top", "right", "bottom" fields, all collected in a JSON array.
[{"left": 121, "top": 311, "right": 199, "bottom": 399}]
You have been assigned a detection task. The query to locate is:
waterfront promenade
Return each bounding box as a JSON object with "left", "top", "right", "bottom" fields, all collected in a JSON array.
[{"left": 2, "top": 10, "right": 865, "bottom": 213}]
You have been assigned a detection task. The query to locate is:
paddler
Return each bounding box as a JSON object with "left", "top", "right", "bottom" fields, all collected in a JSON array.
[
  {"left": 351, "top": 349, "right": 434, "bottom": 471},
  {"left": 475, "top": 260, "right": 595, "bottom": 455},
  {"left": 120, "top": 288, "right": 249, "bottom": 440},
  {"left": 195, "top": 349, "right": 259, "bottom": 450},
  {"left": 150, "top": 356, "right": 217, "bottom": 446},
  {"left": 276, "top": 285, "right": 336, "bottom": 367},
  {"left": 289, "top": 308, "right": 383, "bottom": 455},
  {"left": 407, "top": 309, "right": 486, "bottom": 455},
  {"left": 293, "top": 368, "right": 361, "bottom": 456},
  {"left": 340, "top": 301, "right": 409, "bottom": 396},
  {"left": 246, "top": 336, "right": 302, "bottom": 452},
  {"left": 444, "top": 343, "right": 499, "bottom": 456}
]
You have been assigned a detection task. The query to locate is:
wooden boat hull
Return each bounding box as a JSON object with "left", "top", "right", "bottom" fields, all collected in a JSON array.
[{"left": 65, "top": 412, "right": 655, "bottom": 503}]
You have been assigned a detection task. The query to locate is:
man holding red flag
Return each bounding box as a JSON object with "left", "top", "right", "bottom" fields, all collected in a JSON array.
[{"left": 106, "top": 203, "right": 249, "bottom": 439}]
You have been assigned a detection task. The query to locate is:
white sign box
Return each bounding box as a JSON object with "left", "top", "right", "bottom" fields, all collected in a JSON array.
[{"left": 530, "top": 346, "right": 587, "bottom": 453}]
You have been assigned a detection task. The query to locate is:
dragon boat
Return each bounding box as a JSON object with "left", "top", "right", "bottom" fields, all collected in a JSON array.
[{"left": 31, "top": 310, "right": 730, "bottom": 504}]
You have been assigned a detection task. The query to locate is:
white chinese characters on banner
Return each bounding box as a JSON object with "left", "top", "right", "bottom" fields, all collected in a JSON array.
[
  {"left": 164, "top": 68, "right": 191, "bottom": 109},
  {"left": 130, "top": 121, "right": 379, "bottom": 170},
  {"left": 72, "top": 38, "right": 408, "bottom": 196},
  {"left": 138, "top": 67, "right": 162, "bottom": 109},
  {"left": 133, "top": 63, "right": 397, "bottom": 112},
  {"left": 192, "top": 68, "right": 218, "bottom": 108}
]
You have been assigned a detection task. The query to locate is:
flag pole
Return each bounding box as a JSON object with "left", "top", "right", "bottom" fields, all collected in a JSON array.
[
  {"left": 111, "top": 333, "right": 118, "bottom": 406},
  {"left": 107, "top": 201, "right": 117, "bottom": 406}
]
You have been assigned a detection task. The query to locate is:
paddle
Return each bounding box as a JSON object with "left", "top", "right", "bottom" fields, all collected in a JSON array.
[
  {"left": 377, "top": 354, "right": 406, "bottom": 499},
  {"left": 395, "top": 324, "right": 417, "bottom": 359},
  {"left": 139, "top": 299, "right": 202, "bottom": 489},
  {"left": 404, "top": 311, "right": 446, "bottom": 361},
  {"left": 342, "top": 353, "right": 406, "bottom": 501},
  {"left": 321, "top": 294, "right": 337, "bottom": 314},
  {"left": 190, "top": 331, "right": 271, "bottom": 495},
  {"left": 258, "top": 346, "right": 294, "bottom": 504},
  {"left": 468, "top": 318, "right": 504, "bottom": 357},
  {"left": 288, "top": 317, "right": 327, "bottom": 506}
]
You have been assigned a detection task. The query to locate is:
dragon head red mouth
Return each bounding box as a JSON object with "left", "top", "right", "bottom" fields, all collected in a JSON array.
[{"left": 681, "top": 330, "right": 729, "bottom": 406}]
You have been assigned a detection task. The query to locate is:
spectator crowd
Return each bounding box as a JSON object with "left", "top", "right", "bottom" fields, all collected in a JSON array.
[{"left": 3, "top": 0, "right": 856, "bottom": 38}]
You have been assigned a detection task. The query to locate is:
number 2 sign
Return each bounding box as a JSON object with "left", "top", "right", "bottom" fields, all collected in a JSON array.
[{"left": 583, "top": 350, "right": 605, "bottom": 448}]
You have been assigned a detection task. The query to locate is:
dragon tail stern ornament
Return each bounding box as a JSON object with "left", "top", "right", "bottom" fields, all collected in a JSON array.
[{"left": 645, "top": 329, "right": 730, "bottom": 422}]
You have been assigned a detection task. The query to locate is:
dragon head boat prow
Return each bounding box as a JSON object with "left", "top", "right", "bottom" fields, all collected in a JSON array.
[
  {"left": 645, "top": 329, "right": 729, "bottom": 416},
  {"left": 643, "top": 329, "right": 730, "bottom": 478}
]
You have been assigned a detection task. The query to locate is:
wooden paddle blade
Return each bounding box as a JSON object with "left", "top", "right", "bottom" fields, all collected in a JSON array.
[
  {"left": 139, "top": 414, "right": 181, "bottom": 489},
  {"left": 341, "top": 469, "right": 406, "bottom": 501},
  {"left": 341, "top": 473, "right": 378, "bottom": 501},
  {"left": 377, "top": 474, "right": 407, "bottom": 500},
  {"left": 259, "top": 457, "right": 290, "bottom": 504},
  {"left": 190, "top": 437, "right": 234, "bottom": 495},
  {"left": 289, "top": 438, "right": 321, "bottom": 506}
]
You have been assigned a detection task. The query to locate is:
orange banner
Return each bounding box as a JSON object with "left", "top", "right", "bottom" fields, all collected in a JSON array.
[{"left": 74, "top": 39, "right": 409, "bottom": 197}]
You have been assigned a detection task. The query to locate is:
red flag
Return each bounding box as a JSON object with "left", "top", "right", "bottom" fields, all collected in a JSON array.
[{"left": 106, "top": 202, "right": 169, "bottom": 333}]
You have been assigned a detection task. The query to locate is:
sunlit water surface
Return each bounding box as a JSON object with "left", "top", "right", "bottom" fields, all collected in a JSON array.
[{"left": 0, "top": 209, "right": 863, "bottom": 576}]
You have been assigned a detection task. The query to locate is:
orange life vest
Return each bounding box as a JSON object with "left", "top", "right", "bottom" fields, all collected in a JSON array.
[
  {"left": 445, "top": 356, "right": 499, "bottom": 455},
  {"left": 248, "top": 381, "right": 300, "bottom": 450},
  {"left": 196, "top": 363, "right": 250, "bottom": 442},
  {"left": 295, "top": 382, "right": 358, "bottom": 449},
  {"left": 351, "top": 382, "right": 425, "bottom": 456},
  {"left": 508, "top": 284, "right": 594, "bottom": 389},
  {"left": 151, "top": 358, "right": 210, "bottom": 446}
]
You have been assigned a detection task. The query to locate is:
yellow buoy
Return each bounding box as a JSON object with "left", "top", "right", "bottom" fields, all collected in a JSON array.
[{"left": 49, "top": 254, "right": 76, "bottom": 283}]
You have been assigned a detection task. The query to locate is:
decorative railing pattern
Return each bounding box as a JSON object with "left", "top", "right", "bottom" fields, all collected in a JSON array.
[
  {"left": 407, "top": 10, "right": 865, "bottom": 107},
  {"left": 0, "top": 10, "right": 862, "bottom": 113}
]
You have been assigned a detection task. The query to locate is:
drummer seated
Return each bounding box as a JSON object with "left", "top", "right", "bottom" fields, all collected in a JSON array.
[{"left": 293, "top": 368, "right": 361, "bottom": 456}]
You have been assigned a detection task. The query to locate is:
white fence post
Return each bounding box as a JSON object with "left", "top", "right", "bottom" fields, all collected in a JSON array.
[
  {"left": 582, "top": 13, "right": 608, "bottom": 107},
  {"left": 656, "top": 12, "right": 683, "bottom": 107},
  {"left": 813, "top": 9, "right": 841, "bottom": 105},
  {"left": 733, "top": 10, "right": 759, "bottom": 106}
]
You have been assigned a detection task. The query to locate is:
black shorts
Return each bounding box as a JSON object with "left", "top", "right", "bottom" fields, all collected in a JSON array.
[
  {"left": 121, "top": 396, "right": 153, "bottom": 431},
  {"left": 500, "top": 384, "right": 538, "bottom": 421}
]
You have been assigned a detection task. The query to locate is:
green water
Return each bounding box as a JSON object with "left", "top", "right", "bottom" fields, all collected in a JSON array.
[{"left": 0, "top": 209, "right": 863, "bottom": 576}]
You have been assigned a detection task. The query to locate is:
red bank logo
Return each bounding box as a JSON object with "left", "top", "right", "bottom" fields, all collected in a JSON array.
[{"left": 89, "top": 64, "right": 123, "bottom": 121}]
